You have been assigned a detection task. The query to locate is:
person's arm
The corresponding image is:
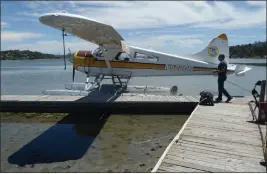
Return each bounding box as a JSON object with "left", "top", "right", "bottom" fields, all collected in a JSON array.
[
  {"left": 213, "top": 63, "right": 226, "bottom": 73},
  {"left": 213, "top": 69, "right": 226, "bottom": 73}
]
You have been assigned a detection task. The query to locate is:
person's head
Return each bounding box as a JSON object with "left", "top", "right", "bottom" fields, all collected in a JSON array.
[{"left": 218, "top": 54, "right": 225, "bottom": 62}]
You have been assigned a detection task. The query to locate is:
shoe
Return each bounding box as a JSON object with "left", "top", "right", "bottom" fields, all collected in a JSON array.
[
  {"left": 225, "top": 96, "right": 233, "bottom": 103},
  {"left": 215, "top": 98, "right": 222, "bottom": 102}
]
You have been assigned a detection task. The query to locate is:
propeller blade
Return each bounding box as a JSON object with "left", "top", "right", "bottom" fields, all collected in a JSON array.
[
  {"left": 67, "top": 48, "right": 73, "bottom": 63},
  {"left": 72, "top": 67, "right": 75, "bottom": 82}
]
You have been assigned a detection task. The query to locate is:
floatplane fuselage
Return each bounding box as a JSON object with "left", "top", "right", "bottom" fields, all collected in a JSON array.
[{"left": 39, "top": 12, "right": 251, "bottom": 93}]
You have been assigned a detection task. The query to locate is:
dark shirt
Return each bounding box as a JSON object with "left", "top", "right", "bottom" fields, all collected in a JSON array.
[{"left": 218, "top": 61, "right": 227, "bottom": 79}]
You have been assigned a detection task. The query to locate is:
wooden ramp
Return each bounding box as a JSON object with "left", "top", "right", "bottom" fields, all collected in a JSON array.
[{"left": 153, "top": 101, "right": 266, "bottom": 172}]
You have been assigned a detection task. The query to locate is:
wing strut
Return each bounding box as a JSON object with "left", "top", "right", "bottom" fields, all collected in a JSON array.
[
  {"left": 61, "top": 29, "right": 72, "bottom": 70},
  {"left": 62, "top": 29, "right": 66, "bottom": 70}
]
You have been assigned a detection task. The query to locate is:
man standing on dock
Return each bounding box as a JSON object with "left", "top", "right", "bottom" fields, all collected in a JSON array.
[{"left": 213, "top": 54, "right": 233, "bottom": 102}]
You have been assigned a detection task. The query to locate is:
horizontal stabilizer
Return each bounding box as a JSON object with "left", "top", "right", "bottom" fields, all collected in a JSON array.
[{"left": 235, "top": 65, "right": 252, "bottom": 76}]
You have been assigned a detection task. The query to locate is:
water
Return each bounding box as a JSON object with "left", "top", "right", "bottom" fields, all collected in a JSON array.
[
  {"left": 229, "top": 58, "right": 266, "bottom": 64},
  {"left": 1, "top": 114, "right": 188, "bottom": 172},
  {"left": 1, "top": 59, "right": 266, "bottom": 96}
]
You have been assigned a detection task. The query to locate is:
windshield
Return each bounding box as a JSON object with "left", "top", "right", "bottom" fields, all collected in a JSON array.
[{"left": 92, "top": 48, "right": 104, "bottom": 58}]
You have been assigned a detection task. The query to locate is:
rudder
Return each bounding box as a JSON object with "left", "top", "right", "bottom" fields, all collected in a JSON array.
[{"left": 190, "top": 33, "right": 229, "bottom": 64}]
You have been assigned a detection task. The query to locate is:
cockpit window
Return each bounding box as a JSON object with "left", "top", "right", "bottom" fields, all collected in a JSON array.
[
  {"left": 92, "top": 48, "right": 104, "bottom": 58},
  {"left": 115, "top": 52, "right": 130, "bottom": 61}
]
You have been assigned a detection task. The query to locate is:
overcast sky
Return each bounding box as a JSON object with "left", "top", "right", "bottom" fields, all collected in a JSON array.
[{"left": 1, "top": 1, "right": 266, "bottom": 55}]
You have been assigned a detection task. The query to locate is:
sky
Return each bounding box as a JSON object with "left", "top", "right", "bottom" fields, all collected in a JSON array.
[{"left": 1, "top": 1, "right": 266, "bottom": 55}]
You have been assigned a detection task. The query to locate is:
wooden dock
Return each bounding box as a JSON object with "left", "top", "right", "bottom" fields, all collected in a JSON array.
[
  {"left": 152, "top": 99, "right": 266, "bottom": 172},
  {"left": 0, "top": 93, "right": 200, "bottom": 102},
  {"left": 0, "top": 94, "right": 199, "bottom": 114},
  {"left": 1, "top": 92, "right": 265, "bottom": 171}
]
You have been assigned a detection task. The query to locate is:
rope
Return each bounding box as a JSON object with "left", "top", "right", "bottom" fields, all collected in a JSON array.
[
  {"left": 211, "top": 75, "right": 252, "bottom": 94},
  {"left": 226, "top": 80, "right": 252, "bottom": 93}
]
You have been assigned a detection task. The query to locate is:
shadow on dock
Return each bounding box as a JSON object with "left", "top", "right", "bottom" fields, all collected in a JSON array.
[{"left": 7, "top": 111, "right": 110, "bottom": 166}]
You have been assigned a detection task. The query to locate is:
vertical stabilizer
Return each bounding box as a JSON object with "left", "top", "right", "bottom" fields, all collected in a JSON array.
[{"left": 190, "top": 33, "right": 229, "bottom": 64}]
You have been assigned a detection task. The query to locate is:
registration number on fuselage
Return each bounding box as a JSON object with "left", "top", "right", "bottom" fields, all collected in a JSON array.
[{"left": 166, "top": 64, "right": 193, "bottom": 71}]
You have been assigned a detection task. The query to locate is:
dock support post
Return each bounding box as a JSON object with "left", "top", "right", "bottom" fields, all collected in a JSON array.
[{"left": 258, "top": 80, "right": 266, "bottom": 124}]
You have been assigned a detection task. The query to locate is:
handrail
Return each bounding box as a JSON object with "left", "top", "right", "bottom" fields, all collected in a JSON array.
[
  {"left": 248, "top": 80, "right": 266, "bottom": 171},
  {"left": 248, "top": 101, "right": 266, "bottom": 171}
]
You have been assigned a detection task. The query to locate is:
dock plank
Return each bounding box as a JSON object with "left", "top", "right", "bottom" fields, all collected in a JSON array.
[
  {"left": 159, "top": 162, "right": 206, "bottom": 172},
  {"left": 182, "top": 127, "right": 262, "bottom": 145},
  {"left": 170, "top": 140, "right": 263, "bottom": 160},
  {"left": 153, "top": 100, "right": 266, "bottom": 173},
  {"left": 165, "top": 153, "right": 263, "bottom": 172},
  {"left": 178, "top": 135, "right": 263, "bottom": 157},
  {"left": 188, "top": 119, "right": 260, "bottom": 132},
  {"left": 169, "top": 142, "right": 263, "bottom": 162},
  {"left": 162, "top": 158, "right": 233, "bottom": 173}
]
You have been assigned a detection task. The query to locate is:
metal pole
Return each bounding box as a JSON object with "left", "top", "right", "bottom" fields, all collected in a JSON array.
[
  {"left": 62, "top": 29, "right": 66, "bottom": 70},
  {"left": 258, "top": 80, "right": 266, "bottom": 124}
]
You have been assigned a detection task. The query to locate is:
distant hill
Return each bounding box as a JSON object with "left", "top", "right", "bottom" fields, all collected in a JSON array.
[
  {"left": 229, "top": 41, "right": 266, "bottom": 58},
  {"left": 0, "top": 50, "right": 62, "bottom": 60}
]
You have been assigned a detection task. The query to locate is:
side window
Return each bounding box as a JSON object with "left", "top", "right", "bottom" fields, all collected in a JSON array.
[
  {"left": 134, "top": 52, "right": 147, "bottom": 59},
  {"left": 147, "top": 55, "right": 159, "bottom": 62},
  {"left": 134, "top": 52, "right": 159, "bottom": 62}
]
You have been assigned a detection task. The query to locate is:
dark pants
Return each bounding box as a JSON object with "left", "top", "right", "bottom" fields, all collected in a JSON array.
[{"left": 218, "top": 77, "right": 231, "bottom": 100}]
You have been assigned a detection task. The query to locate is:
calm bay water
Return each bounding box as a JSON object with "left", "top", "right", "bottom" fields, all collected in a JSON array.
[{"left": 1, "top": 59, "right": 266, "bottom": 96}]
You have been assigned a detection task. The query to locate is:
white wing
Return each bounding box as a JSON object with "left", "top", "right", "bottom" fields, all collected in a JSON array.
[{"left": 39, "top": 12, "right": 124, "bottom": 48}]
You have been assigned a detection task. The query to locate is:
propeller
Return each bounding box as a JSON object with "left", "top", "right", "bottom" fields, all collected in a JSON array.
[{"left": 61, "top": 29, "right": 75, "bottom": 82}]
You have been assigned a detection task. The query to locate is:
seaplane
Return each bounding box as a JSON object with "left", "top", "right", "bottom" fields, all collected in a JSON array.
[{"left": 39, "top": 12, "right": 251, "bottom": 95}]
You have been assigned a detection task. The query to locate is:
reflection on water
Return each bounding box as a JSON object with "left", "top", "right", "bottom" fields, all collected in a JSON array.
[
  {"left": 8, "top": 124, "right": 94, "bottom": 165},
  {"left": 1, "top": 113, "right": 188, "bottom": 172},
  {"left": 7, "top": 112, "right": 107, "bottom": 166}
]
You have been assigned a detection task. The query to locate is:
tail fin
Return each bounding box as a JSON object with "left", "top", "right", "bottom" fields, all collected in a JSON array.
[{"left": 190, "top": 33, "right": 229, "bottom": 64}]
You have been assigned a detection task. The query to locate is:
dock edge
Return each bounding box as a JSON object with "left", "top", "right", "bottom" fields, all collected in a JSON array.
[{"left": 151, "top": 104, "right": 200, "bottom": 172}]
